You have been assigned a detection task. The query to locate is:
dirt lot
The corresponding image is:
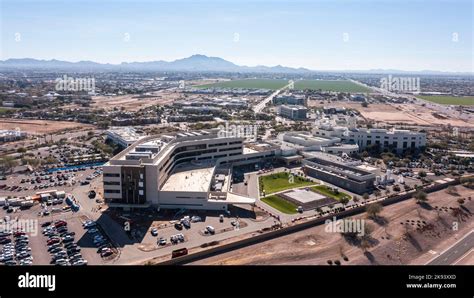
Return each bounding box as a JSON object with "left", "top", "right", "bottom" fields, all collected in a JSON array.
[
  {"left": 0, "top": 119, "right": 93, "bottom": 135},
  {"left": 191, "top": 185, "right": 474, "bottom": 265},
  {"left": 308, "top": 101, "right": 474, "bottom": 128},
  {"left": 90, "top": 92, "right": 177, "bottom": 111}
]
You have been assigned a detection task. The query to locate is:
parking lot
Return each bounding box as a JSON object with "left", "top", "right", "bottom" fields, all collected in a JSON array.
[
  {"left": 0, "top": 198, "right": 115, "bottom": 265},
  {"left": 138, "top": 212, "right": 248, "bottom": 250},
  {"left": 0, "top": 166, "right": 102, "bottom": 198}
]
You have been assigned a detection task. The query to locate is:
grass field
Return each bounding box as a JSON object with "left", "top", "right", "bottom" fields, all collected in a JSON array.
[
  {"left": 294, "top": 80, "right": 371, "bottom": 92},
  {"left": 260, "top": 195, "right": 298, "bottom": 214},
  {"left": 417, "top": 95, "right": 474, "bottom": 106},
  {"left": 311, "top": 185, "right": 351, "bottom": 201},
  {"left": 197, "top": 79, "right": 370, "bottom": 92},
  {"left": 259, "top": 172, "right": 315, "bottom": 194},
  {"left": 196, "top": 79, "right": 288, "bottom": 90}
]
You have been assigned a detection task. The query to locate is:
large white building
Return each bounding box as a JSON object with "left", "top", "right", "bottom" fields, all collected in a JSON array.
[
  {"left": 106, "top": 127, "right": 146, "bottom": 148},
  {"left": 313, "top": 114, "right": 426, "bottom": 152},
  {"left": 102, "top": 130, "right": 278, "bottom": 210},
  {"left": 280, "top": 132, "right": 359, "bottom": 155}
]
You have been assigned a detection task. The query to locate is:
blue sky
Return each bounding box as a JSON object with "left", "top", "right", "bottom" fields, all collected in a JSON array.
[{"left": 0, "top": 0, "right": 472, "bottom": 72}]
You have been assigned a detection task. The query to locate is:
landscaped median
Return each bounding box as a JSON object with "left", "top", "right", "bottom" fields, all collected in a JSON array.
[
  {"left": 260, "top": 195, "right": 298, "bottom": 214},
  {"left": 259, "top": 172, "right": 316, "bottom": 195}
]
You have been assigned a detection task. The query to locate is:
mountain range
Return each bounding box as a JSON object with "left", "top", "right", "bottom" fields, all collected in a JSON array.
[
  {"left": 0, "top": 55, "right": 311, "bottom": 73},
  {"left": 0, "top": 55, "right": 471, "bottom": 75}
]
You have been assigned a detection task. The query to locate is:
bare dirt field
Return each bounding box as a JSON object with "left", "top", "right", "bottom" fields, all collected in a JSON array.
[
  {"left": 191, "top": 185, "right": 474, "bottom": 265},
  {"left": 308, "top": 101, "right": 474, "bottom": 128},
  {"left": 0, "top": 118, "right": 93, "bottom": 134},
  {"left": 91, "top": 92, "right": 177, "bottom": 111}
]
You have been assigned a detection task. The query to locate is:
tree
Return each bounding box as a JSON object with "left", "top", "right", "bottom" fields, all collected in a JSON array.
[
  {"left": 446, "top": 186, "right": 458, "bottom": 196},
  {"left": 0, "top": 156, "right": 19, "bottom": 173},
  {"left": 16, "top": 147, "right": 27, "bottom": 153},
  {"left": 418, "top": 170, "right": 427, "bottom": 178},
  {"left": 339, "top": 196, "right": 350, "bottom": 206},
  {"left": 366, "top": 202, "right": 383, "bottom": 219},
  {"left": 362, "top": 193, "right": 370, "bottom": 201},
  {"left": 413, "top": 191, "right": 427, "bottom": 203},
  {"left": 374, "top": 189, "right": 382, "bottom": 198}
]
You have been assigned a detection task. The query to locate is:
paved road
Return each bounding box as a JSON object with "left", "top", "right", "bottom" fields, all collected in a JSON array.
[
  {"left": 252, "top": 83, "right": 291, "bottom": 113},
  {"left": 427, "top": 231, "right": 474, "bottom": 265}
]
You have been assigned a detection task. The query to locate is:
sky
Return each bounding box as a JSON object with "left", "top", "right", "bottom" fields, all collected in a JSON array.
[{"left": 0, "top": 0, "right": 472, "bottom": 72}]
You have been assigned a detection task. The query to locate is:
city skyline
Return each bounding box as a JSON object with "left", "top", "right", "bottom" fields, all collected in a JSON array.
[{"left": 1, "top": 0, "right": 473, "bottom": 72}]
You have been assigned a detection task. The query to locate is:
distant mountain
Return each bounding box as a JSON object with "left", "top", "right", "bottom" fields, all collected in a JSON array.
[
  {"left": 0, "top": 54, "right": 311, "bottom": 73},
  {"left": 0, "top": 55, "right": 470, "bottom": 75}
]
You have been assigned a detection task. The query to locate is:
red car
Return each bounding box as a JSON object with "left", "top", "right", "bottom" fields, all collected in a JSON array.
[
  {"left": 54, "top": 222, "right": 67, "bottom": 228},
  {"left": 47, "top": 238, "right": 61, "bottom": 245},
  {"left": 14, "top": 231, "right": 26, "bottom": 237}
]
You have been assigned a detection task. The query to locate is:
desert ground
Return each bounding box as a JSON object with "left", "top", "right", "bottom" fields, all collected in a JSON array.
[
  {"left": 0, "top": 118, "right": 93, "bottom": 135},
  {"left": 90, "top": 92, "right": 177, "bottom": 111},
  {"left": 191, "top": 185, "right": 474, "bottom": 265},
  {"left": 308, "top": 101, "right": 474, "bottom": 128}
]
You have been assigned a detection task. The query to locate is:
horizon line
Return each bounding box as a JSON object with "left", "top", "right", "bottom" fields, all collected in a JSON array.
[{"left": 1, "top": 55, "right": 473, "bottom": 75}]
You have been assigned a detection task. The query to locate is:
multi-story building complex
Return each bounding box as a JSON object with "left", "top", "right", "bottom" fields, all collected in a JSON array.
[
  {"left": 102, "top": 130, "right": 277, "bottom": 210},
  {"left": 280, "top": 132, "right": 359, "bottom": 155},
  {"left": 313, "top": 115, "right": 426, "bottom": 152},
  {"left": 272, "top": 94, "right": 307, "bottom": 106},
  {"left": 278, "top": 105, "right": 307, "bottom": 120}
]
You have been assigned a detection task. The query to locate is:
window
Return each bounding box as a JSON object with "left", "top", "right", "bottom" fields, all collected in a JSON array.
[
  {"left": 104, "top": 173, "right": 120, "bottom": 177},
  {"left": 104, "top": 181, "right": 120, "bottom": 186}
]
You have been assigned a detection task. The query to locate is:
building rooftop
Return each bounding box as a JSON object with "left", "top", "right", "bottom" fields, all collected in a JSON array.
[{"left": 161, "top": 163, "right": 215, "bottom": 192}]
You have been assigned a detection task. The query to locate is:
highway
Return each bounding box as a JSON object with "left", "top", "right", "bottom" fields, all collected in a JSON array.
[
  {"left": 427, "top": 231, "right": 474, "bottom": 265},
  {"left": 252, "top": 82, "right": 291, "bottom": 113}
]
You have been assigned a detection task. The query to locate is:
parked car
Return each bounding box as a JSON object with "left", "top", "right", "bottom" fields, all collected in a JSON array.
[
  {"left": 206, "top": 226, "right": 215, "bottom": 234},
  {"left": 158, "top": 237, "right": 167, "bottom": 246}
]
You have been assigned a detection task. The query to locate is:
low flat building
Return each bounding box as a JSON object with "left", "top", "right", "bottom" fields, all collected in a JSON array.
[
  {"left": 302, "top": 155, "right": 376, "bottom": 195},
  {"left": 0, "top": 130, "right": 27, "bottom": 143},
  {"left": 106, "top": 127, "right": 145, "bottom": 148}
]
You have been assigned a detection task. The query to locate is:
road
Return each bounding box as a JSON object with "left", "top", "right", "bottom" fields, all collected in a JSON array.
[
  {"left": 252, "top": 83, "right": 291, "bottom": 113},
  {"left": 427, "top": 231, "right": 474, "bottom": 265}
]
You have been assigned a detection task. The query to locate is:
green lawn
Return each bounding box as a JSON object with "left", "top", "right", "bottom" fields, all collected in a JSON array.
[
  {"left": 196, "top": 79, "right": 371, "bottom": 93},
  {"left": 261, "top": 195, "right": 298, "bottom": 214},
  {"left": 0, "top": 107, "right": 13, "bottom": 114},
  {"left": 196, "top": 79, "right": 288, "bottom": 90},
  {"left": 294, "top": 80, "right": 371, "bottom": 92},
  {"left": 417, "top": 95, "right": 474, "bottom": 106},
  {"left": 259, "top": 172, "right": 315, "bottom": 194},
  {"left": 311, "top": 185, "right": 351, "bottom": 201}
]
